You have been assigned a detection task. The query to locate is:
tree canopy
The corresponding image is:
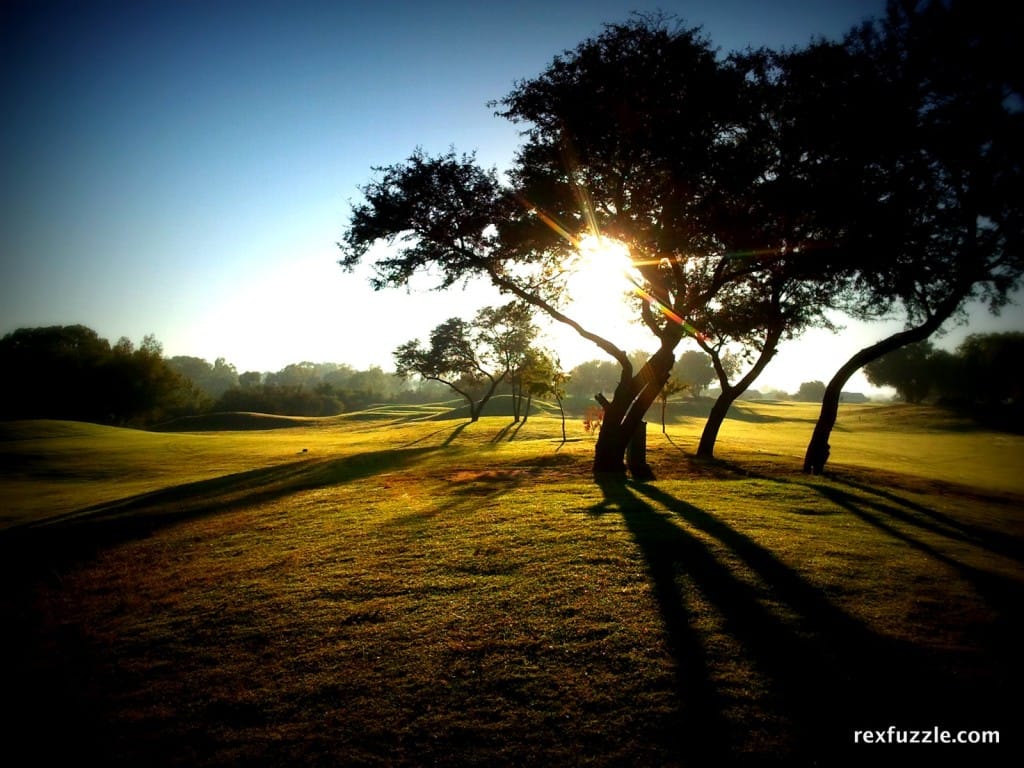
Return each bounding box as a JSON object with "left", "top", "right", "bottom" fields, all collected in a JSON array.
[
  {"left": 341, "top": 15, "right": 867, "bottom": 473},
  {"left": 802, "top": 0, "right": 1023, "bottom": 472},
  {"left": 340, "top": 2, "right": 1022, "bottom": 476}
]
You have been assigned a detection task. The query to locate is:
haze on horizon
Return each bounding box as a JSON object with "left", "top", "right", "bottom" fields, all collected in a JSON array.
[{"left": 2, "top": 0, "right": 1021, "bottom": 396}]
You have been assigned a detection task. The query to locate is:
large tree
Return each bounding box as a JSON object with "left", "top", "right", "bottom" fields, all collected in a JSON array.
[
  {"left": 802, "top": 0, "right": 1024, "bottom": 473},
  {"left": 342, "top": 17, "right": 856, "bottom": 476}
]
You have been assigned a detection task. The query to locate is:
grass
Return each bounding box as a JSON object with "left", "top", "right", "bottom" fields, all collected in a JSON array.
[{"left": 1, "top": 402, "right": 1022, "bottom": 766}]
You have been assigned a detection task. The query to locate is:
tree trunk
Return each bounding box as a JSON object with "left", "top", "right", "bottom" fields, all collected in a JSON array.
[
  {"left": 557, "top": 397, "right": 566, "bottom": 443},
  {"left": 470, "top": 373, "right": 505, "bottom": 423},
  {"left": 593, "top": 346, "right": 675, "bottom": 476},
  {"left": 696, "top": 388, "right": 739, "bottom": 458},
  {"left": 803, "top": 318, "right": 952, "bottom": 474},
  {"left": 697, "top": 326, "right": 782, "bottom": 459},
  {"left": 511, "top": 381, "right": 521, "bottom": 422},
  {"left": 627, "top": 421, "right": 654, "bottom": 480}
]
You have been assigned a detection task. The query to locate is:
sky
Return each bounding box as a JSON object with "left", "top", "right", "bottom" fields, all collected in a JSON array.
[{"left": 2, "top": 0, "right": 1021, "bottom": 396}]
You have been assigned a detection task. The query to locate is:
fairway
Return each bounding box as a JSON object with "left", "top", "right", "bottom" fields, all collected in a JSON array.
[{"left": 2, "top": 402, "right": 1022, "bottom": 766}]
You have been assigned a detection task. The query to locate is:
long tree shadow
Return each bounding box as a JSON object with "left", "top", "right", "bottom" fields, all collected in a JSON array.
[
  {"left": 594, "top": 478, "right": 1019, "bottom": 765},
  {"left": 0, "top": 446, "right": 441, "bottom": 575},
  {"left": 813, "top": 483, "right": 1024, "bottom": 651},
  {"left": 591, "top": 476, "right": 733, "bottom": 764},
  {"left": 826, "top": 473, "right": 1024, "bottom": 563}
]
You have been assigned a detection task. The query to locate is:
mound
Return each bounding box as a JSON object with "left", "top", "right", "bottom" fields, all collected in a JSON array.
[{"left": 150, "top": 412, "right": 315, "bottom": 432}]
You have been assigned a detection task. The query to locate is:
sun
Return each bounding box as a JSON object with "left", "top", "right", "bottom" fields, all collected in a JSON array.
[
  {"left": 565, "top": 234, "right": 637, "bottom": 305},
  {"left": 549, "top": 233, "right": 648, "bottom": 353}
]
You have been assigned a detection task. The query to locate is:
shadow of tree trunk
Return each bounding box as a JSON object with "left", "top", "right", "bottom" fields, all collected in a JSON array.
[{"left": 593, "top": 478, "right": 1020, "bottom": 764}]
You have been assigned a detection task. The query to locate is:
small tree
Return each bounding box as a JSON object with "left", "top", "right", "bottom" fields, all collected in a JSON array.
[
  {"left": 475, "top": 302, "right": 538, "bottom": 422},
  {"left": 521, "top": 348, "right": 570, "bottom": 439},
  {"left": 657, "top": 377, "right": 689, "bottom": 433},
  {"left": 393, "top": 303, "right": 534, "bottom": 422}
]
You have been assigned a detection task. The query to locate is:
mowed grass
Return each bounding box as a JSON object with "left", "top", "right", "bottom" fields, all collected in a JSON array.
[{"left": 2, "top": 401, "right": 1023, "bottom": 766}]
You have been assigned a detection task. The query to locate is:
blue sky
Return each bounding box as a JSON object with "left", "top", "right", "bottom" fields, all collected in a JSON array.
[{"left": 2, "top": 0, "right": 1020, "bottom": 393}]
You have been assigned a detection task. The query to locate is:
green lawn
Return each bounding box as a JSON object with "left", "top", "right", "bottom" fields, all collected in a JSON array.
[{"left": 1, "top": 402, "right": 1021, "bottom": 766}]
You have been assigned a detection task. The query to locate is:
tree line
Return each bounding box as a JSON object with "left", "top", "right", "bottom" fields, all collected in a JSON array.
[
  {"left": 339, "top": 0, "right": 1021, "bottom": 477},
  {"left": 0, "top": 322, "right": 712, "bottom": 427},
  {"left": 863, "top": 332, "right": 1024, "bottom": 429},
  {"left": 0, "top": 325, "right": 434, "bottom": 425}
]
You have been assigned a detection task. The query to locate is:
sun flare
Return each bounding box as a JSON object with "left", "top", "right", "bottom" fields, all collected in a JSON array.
[{"left": 565, "top": 234, "right": 637, "bottom": 305}]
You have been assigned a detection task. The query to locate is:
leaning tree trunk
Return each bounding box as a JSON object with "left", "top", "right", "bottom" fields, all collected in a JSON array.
[
  {"left": 593, "top": 346, "right": 675, "bottom": 477},
  {"left": 696, "top": 327, "right": 782, "bottom": 460},
  {"left": 469, "top": 373, "right": 505, "bottom": 423},
  {"left": 696, "top": 388, "right": 741, "bottom": 458},
  {"left": 803, "top": 317, "right": 950, "bottom": 474}
]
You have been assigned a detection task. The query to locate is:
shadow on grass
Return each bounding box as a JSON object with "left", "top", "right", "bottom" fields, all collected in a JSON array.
[
  {"left": 826, "top": 473, "right": 1024, "bottom": 564},
  {"left": 402, "top": 421, "right": 469, "bottom": 447},
  {"left": 592, "top": 477, "right": 1020, "bottom": 765},
  {"left": 0, "top": 446, "right": 440, "bottom": 572},
  {"left": 490, "top": 419, "right": 527, "bottom": 443},
  {"left": 813, "top": 483, "right": 1024, "bottom": 642}
]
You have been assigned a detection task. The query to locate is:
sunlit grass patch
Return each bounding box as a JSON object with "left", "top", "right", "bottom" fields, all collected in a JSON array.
[{"left": 2, "top": 404, "right": 1022, "bottom": 765}]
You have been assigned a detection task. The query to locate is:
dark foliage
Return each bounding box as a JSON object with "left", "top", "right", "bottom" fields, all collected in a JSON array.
[{"left": 0, "top": 325, "right": 200, "bottom": 425}]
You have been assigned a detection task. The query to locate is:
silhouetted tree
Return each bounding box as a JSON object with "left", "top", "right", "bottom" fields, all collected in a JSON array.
[
  {"left": 0, "top": 326, "right": 196, "bottom": 425},
  {"left": 803, "top": 0, "right": 1024, "bottom": 473},
  {"left": 954, "top": 333, "right": 1024, "bottom": 406},
  {"left": 393, "top": 304, "right": 532, "bottom": 421},
  {"left": 863, "top": 341, "right": 936, "bottom": 403},
  {"left": 343, "top": 18, "right": 860, "bottom": 475}
]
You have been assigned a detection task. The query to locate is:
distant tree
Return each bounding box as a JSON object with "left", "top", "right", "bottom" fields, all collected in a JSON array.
[
  {"left": 393, "top": 305, "right": 527, "bottom": 422},
  {"left": 167, "top": 355, "right": 238, "bottom": 399},
  {"left": 213, "top": 384, "right": 343, "bottom": 417},
  {"left": 238, "top": 370, "right": 263, "bottom": 389},
  {"left": 672, "top": 350, "right": 716, "bottom": 398},
  {"left": 0, "top": 325, "right": 109, "bottom": 421},
  {"left": 863, "top": 341, "right": 936, "bottom": 403},
  {"left": 520, "top": 348, "right": 569, "bottom": 437},
  {"left": 795, "top": 381, "right": 827, "bottom": 403},
  {"left": 0, "top": 326, "right": 196, "bottom": 425},
  {"left": 565, "top": 359, "right": 621, "bottom": 409},
  {"left": 952, "top": 332, "right": 1024, "bottom": 406},
  {"left": 266, "top": 362, "right": 321, "bottom": 390},
  {"left": 474, "top": 302, "right": 539, "bottom": 422}
]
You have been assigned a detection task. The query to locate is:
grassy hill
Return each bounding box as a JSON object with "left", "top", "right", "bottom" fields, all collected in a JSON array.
[{"left": 1, "top": 403, "right": 1022, "bottom": 765}]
